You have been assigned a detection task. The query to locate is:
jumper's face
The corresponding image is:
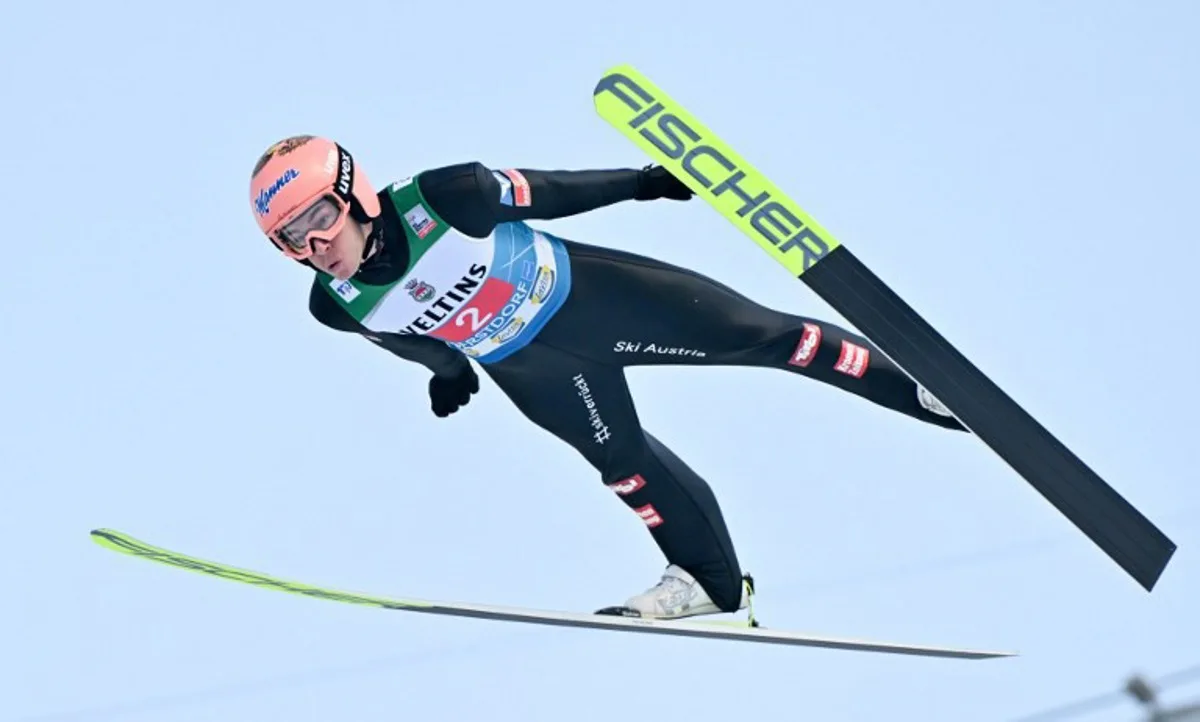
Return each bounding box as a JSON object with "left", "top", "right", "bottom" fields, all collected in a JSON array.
[{"left": 307, "top": 219, "right": 370, "bottom": 279}]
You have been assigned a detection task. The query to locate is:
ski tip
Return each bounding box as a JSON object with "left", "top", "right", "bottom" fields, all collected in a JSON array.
[
  {"left": 90, "top": 528, "right": 120, "bottom": 548},
  {"left": 592, "top": 63, "right": 643, "bottom": 97},
  {"left": 90, "top": 528, "right": 141, "bottom": 555}
]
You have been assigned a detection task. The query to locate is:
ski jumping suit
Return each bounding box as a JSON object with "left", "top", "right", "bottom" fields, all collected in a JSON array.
[{"left": 309, "top": 162, "right": 965, "bottom": 612}]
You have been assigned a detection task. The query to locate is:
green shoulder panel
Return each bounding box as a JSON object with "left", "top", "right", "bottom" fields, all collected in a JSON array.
[
  {"left": 315, "top": 273, "right": 394, "bottom": 324},
  {"left": 385, "top": 173, "right": 452, "bottom": 269}
]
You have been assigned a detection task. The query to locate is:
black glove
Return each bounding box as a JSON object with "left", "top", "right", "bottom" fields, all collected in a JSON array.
[
  {"left": 634, "top": 164, "right": 694, "bottom": 201},
  {"left": 428, "top": 365, "right": 479, "bottom": 418}
]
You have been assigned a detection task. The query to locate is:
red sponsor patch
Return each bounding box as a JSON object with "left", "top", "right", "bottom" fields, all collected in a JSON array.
[
  {"left": 834, "top": 340, "right": 870, "bottom": 378},
  {"left": 635, "top": 503, "right": 663, "bottom": 528},
  {"left": 502, "top": 169, "right": 531, "bottom": 206},
  {"left": 428, "top": 277, "right": 515, "bottom": 343},
  {"left": 607, "top": 474, "right": 645, "bottom": 496},
  {"left": 788, "top": 323, "right": 822, "bottom": 367}
]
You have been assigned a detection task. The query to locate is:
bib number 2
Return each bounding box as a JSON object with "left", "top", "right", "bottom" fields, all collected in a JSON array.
[
  {"left": 428, "top": 277, "right": 515, "bottom": 344},
  {"left": 456, "top": 307, "right": 493, "bottom": 333}
]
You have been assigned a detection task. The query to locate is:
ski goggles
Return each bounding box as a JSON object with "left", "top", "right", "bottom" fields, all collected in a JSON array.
[{"left": 266, "top": 192, "right": 350, "bottom": 260}]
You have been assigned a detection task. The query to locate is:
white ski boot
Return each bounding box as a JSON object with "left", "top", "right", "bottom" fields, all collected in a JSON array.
[
  {"left": 595, "top": 565, "right": 756, "bottom": 623},
  {"left": 917, "top": 385, "right": 954, "bottom": 418}
]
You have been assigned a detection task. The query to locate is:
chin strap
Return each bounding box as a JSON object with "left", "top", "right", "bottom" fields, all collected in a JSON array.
[{"left": 362, "top": 222, "right": 384, "bottom": 261}]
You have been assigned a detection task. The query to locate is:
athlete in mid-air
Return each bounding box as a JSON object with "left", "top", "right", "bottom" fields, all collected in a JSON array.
[{"left": 248, "top": 135, "right": 963, "bottom": 620}]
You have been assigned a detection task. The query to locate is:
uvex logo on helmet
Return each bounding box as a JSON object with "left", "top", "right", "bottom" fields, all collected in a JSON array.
[{"left": 336, "top": 147, "right": 353, "bottom": 196}]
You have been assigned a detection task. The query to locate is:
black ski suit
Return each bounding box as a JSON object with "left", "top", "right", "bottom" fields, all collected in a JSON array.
[{"left": 309, "top": 161, "right": 964, "bottom": 612}]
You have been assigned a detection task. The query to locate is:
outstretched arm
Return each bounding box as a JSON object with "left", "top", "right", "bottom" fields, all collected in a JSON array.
[{"left": 416, "top": 162, "right": 693, "bottom": 238}]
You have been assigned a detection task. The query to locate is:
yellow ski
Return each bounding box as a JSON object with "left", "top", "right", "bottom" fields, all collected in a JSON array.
[
  {"left": 593, "top": 63, "right": 839, "bottom": 276},
  {"left": 91, "top": 528, "right": 1012, "bottom": 659}
]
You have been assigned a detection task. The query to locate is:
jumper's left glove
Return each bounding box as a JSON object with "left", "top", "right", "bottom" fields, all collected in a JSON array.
[
  {"left": 428, "top": 365, "right": 479, "bottom": 418},
  {"left": 635, "top": 164, "right": 694, "bottom": 201}
]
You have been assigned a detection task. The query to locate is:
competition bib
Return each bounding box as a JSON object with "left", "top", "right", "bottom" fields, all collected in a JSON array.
[{"left": 317, "top": 174, "right": 571, "bottom": 363}]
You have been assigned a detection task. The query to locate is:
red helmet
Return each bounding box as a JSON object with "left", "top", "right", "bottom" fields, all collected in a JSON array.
[{"left": 249, "top": 135, "right": 381, "bottom": 260}]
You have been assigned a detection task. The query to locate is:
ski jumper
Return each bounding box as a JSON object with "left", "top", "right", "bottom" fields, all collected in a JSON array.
[{"left": 309, "top": 161, "right": 964, "bottom": 612}]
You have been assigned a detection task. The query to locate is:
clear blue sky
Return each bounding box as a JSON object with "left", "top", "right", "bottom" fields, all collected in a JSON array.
[{"left": 4, "top": 1, "right": 1198, "bottom": 720}]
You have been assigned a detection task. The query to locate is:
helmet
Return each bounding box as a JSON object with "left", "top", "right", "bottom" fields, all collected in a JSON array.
[{"left": 248, "top": 135, "right": 382, "bottom": 260}]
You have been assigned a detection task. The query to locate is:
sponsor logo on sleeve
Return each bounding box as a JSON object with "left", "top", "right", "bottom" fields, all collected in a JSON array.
[
  {"left": 607, "top": 474, "right": 646, "bottom": 495},
  {"left": 834, "top": 340, "right": 870, "bottom": 378},
  {"left": 635, "top": 503, "right": 663, "bottom": 528},
  {"left": 501, "top": 169, "right": 532, "bottom": 206},
  {"left": 788, "top": 323, "right": 822, "bottom": 367},
  {"left": 492, "top": 170, "right": 514, "bottom": 206}
]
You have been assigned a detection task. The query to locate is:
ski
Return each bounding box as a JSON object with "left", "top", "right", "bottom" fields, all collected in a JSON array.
[
  {"left": 592, "top": 64, "right": 1176, "bottom": 592},
  {"left": 91, "top": 528, "right": 1012, "bottom": 660}
]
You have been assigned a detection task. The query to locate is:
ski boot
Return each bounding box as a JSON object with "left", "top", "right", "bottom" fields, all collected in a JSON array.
[{"left": 595, "top": 564, "right": 757, "bottom": 625}]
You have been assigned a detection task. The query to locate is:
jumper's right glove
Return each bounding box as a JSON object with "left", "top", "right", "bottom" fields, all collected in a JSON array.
[
  {"left": 635, "top": 164, "right": 694, "bottom": 201},
  {"left": 428, "top": 365, "right": 479, "bottom": 418}
]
